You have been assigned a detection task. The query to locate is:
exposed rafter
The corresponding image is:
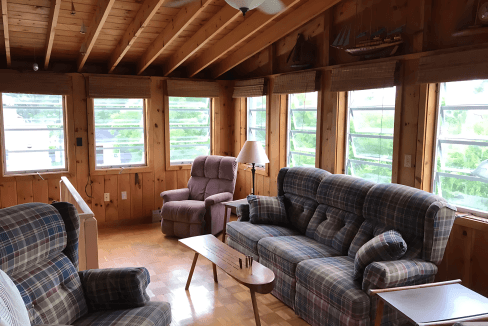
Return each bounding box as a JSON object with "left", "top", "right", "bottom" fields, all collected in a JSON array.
[
  {"left": 44, "top": 0, "right": 62, "bottom": 69},
  {"left": 1, "top": 0, "right": 11, "bottom": 67},
  {"left": 162, "top": 4, "right": 240, "bottom": 76},
  {"left": 136, "top": 0, "right": 212, "bottom": 75},
  {"left": 186, "top": 0, "right": 301, "bottom": 78},
  {"left": 212, "top": 0, "right": 342, "bottom": 78},
  {"left": 77, "top": 0, "right": 116, "bottom": 72},
  {"left": 108, "top": 0, "right": 170, "bottom": 73}
]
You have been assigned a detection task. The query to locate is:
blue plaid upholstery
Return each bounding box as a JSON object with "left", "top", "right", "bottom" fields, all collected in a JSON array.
[
  {"left": 353, "top": 231, "right": 407, "bottom": 280},
  {"left": 258, "top": 236, "right": 340, "bottom": 278},
  {"left": 51, "top": 201, "right": 81, "bottom": 267},
  {"left": 281, "top": 167, "right": 331, "bottom": 200},
  {"left": 283, "top": 193, "right": 319, "bottom": 234},
  {"left": 73, "top": 302, "right": 172, "bottom": 326},
  {"left": 236, "top": 203, "right": 250, "bottom": 221},
  {"left": 79, "top": 268, "right": 150, "bottom": 312},
  {"left": 227, "top": 238, "right": 260, "bottom": 261},
  {"left": 363, "top": 183, "right": 456, "bottom": 265},
  {"left": 226, "top": 221, "right": 299, "bottom": 257},
  {"left": 259, "top": 261, "right": 297, "bottom": 308},
  {"left": 247, "top": 195, "right": 288, "bottom": 225}
]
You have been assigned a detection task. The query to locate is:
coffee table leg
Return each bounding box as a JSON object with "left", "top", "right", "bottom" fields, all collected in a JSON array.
[
  {"left": 250, "top": 289, "right": 261, "bottom": 326},
  {"left": 212, "top": 263, "right": 218, "bottom": 283},
  {"left": 374, "top": 299, "right": 384, "bottom": 326},
  {"left": 185, "top": 253, "right": 199, "bottom": 290}
]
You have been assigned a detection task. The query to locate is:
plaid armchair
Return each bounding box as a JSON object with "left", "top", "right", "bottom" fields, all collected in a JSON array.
[{"left": 0, "top": 202, "right": 171, "bottom": 326}]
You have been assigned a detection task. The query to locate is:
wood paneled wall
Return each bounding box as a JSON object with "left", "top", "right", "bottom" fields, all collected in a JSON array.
[{"left": 0, "top": 73, "right": 234, "bottom": 228}]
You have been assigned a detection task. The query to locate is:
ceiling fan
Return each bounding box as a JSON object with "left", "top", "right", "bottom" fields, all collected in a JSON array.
[{"left": 164, "top": 0, "right": 285, "bottom": 16}]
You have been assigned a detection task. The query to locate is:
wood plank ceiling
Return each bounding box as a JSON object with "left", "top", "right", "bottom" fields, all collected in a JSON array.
[{"left": 0, "top": 0, "right": 342, "bottom": 77}]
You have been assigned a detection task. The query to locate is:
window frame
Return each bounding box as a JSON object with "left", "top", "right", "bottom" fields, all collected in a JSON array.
[
  {"left": 244, "top": 95, "right": 270, "bottom": 176},
  {"left": 164, "top": 95, "right": 213, "bottom": 171},
  {"left": 430, "top": 81, "right": 488, "bottom": 218},
  {"left": 0, "top": 93, "right": 75, "bottom": 179},
  {"left": 87, "top": 98, "right": 153, "bottom": 175}
]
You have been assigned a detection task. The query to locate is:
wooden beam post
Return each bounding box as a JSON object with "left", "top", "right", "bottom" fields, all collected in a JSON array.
[
  {"left": 1, "top": 0, "right": 11, "bottom": 67},
  {"left": 108, "top": 0, "right": 170, "bottom": 73},
  {"left": 44, "top": 0, "right": 62, "bottom": 69},
  {"left": 162, "top": 4, "right": 240, "bottom": 76},
  {"left": 186, "top": 0, "right": 301, "bottom": 78},
  {"left": 211, "top": 0, "right": 343, "bottom": 78},
  {"left": 136, "top": 0, "right": 212, "bottom": 75},
  {"left": 76, "top": 0, "right": 116, "bottom": 72}
]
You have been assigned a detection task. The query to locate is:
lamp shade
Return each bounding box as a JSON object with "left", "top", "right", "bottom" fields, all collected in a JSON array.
[
  {"left": 225, "top": 0, "right": 266, "bottom": 10},
  {"left": 236, "top": 141, "right": 269, "bottom": 164}
]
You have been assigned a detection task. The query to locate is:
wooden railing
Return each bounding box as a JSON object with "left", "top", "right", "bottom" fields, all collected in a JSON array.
[{"left": 60, "top": 176, "right": 99, "bottom": 271}]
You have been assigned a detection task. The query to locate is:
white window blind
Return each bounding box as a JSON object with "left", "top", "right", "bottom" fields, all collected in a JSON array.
[
  {"left": 93, "top": 98, "right": 146, "bottom": 168},
  {"left": 345, "top": 87, "right": 396, "bottom": 183},
  {"left": 287, "top": 92, "right": 318, "bottom": 167},
  {"left": 2, "top": 93, "right": 66, "bottom": 174},
  {"left": 169, "top": 97, "right": 211, "bottom": 165},
  {"left": 433, "top": 80, "right": 488, "bottom": 216},
  {"left": 247, "top": 96, "right": 266, "bottom": 168}
]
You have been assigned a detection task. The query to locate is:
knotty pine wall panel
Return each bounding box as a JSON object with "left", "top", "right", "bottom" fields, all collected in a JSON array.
[{"left": 0, "top": 73, "right": 234, "bottom": 228}]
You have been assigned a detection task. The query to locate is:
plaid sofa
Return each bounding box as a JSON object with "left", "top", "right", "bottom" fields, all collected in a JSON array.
[
  {"left": 226, "top": 167, "right": 457, "bottom": 326},
  {"left": 0, "top": 202, "right": 171, "bottom": 326}
]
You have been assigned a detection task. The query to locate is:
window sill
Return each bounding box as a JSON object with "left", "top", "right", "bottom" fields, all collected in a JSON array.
[
  {"left": 90, "top": 165, "right": 152, "bottom": 175},
  {"left": 166, "top": 164, "right": 192, "bottom": 171},
  {"left": 238, "top": 163, "right": 269, "bottom": 177},
  {"left": 455, "top": 213, "right": 488, "bottom": 232},
  {"left": 0, "top": 170, "right": 74, "bottom": 181}
]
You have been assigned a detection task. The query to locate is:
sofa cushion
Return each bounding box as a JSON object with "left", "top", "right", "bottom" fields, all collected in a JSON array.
[
  {"left": 248, "top": 195, "right": 288, "bottom": 225},
  {"left": 296, "top": 257, "right": 371, "bottom": 322},
  {"left": 258, "top": 236, "right": 340, "bottom": 278},
  {"left": 161, "top": 200, "right": 206, "bottom": 224},
  {"left": 353, "top": 230, "right": 407, "bottom": 280},
  {"left": 0, "top": 269, "right": 31, "bottom": 326},
  {"left": 284, "top": 193, "right": 318, "bottom": 234},
  {"left": 282, "top": 167, "right": 331, "bottom": 200},
  {"left": 226, "top": 221, "right": 299, "bottom": 256}
]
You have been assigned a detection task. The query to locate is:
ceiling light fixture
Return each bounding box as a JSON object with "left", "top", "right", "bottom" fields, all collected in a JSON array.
[
  {"left": 225, "top": 0, "right": 266, "bottom": 16},
  {"left": 80, "top": 20, "right": 86, "bottom": 34},
  {"left": 80, "top": 43, "right": 87, "bottom": 55},
  {"left": 71, "top": 0, "right": 76, "bottom": 15}
]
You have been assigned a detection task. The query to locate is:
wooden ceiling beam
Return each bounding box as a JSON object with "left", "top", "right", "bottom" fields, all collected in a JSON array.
[
  {"left": 162, "top": 4, "right": 240, "bottom": 76},
  {"left": 1, "top": 0, "right": 11, "bottom": 67},
  {"left": 107, "top": 0, "right": 170, "bottom": 73},
  {"left": 211, "top": 0, "right": 342, "bottom": 78},
  {"left": 136, "top": 0, "right": 212, "bottom": 75},
  {"left": 186, "top": 0, "right": 301, "bottom": 78},
  {"left": 76, "top": 0, "right": 116, "bottom": 72},
  {"left": 44, "top": 0, "right": 62, "bottom": 69}
]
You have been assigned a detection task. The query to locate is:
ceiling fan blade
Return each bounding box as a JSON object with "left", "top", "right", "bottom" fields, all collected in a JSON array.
[
  {"left": 163, "top": 0, "right": 199, "bottom": 8},
  {"left": 257, "top": 0, "right": 285, "bottom": 15}
]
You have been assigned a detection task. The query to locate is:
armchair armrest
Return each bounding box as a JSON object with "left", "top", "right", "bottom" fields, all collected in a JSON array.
[
  {"left": 204, "top": 192, "right": 234, "bottom": 207},
  {"left": 160, "top": 188, "right": 190, "bottom": 203},
  {"left": 79, "top": 267, "right": 150, "bottom": 312},
  {"left": 362, "top": 259, "right": 438, "bottom": 293}
]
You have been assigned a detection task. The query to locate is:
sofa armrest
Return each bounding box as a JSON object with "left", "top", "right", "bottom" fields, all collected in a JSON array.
[
  {"left": 204, "top": 192, "right": 233, "bottom": 207},
  {"left": 236, "top": 203, "right": 250, "bottom": 222},
  {"left": 160, "top": 188, "right": 190, "bottom": 203},
  {"left": 79, "top": 267, "right": 150, "bottom": 312},
  {"left": 362, "top": 259, "right": 438, "bottom": 293}
]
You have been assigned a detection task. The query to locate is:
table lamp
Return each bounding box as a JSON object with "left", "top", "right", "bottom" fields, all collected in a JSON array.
[{"left": 236, "top": 141, "right": 269, "bottom": 195}]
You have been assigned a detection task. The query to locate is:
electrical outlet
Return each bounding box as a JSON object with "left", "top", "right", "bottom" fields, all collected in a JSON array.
[
  {"left": 104, "top": 193, "right": 110, "bottom": 202},
  {"left": 404, "top": 155, "right": 412, "bottom": 168},
  {"left": 121, "top": 191, "right": 127, "bottom": 200}
]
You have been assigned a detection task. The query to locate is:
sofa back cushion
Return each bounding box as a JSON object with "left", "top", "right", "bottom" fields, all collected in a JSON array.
[
  {"left": 188, "top": 155, "right": 237, "bottom": 200},
  {"left": 353, "top": 183, "right": 457, "bottom": 264},
  {"left": 0, "top": 203, "right": 87, "bottom": 324},
  {"left": 306, "top": 175, "right": 374, "bottom": 255}
]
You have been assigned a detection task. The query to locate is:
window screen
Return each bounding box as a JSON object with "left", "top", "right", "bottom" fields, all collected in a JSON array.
[
  {"left": 169, "top": 97, "right": 211, "bottom": 165},
  {"left": 93, "top": 98, "right": 146, "bottom": 168},
  {"left": 433, "top": 80, "right": 488, "bottom": 215},
  {"left": 287, "top": 92, "right": 318, "bottom": 167},
  {"left": 2, "top": 93, "right": 66, "bottom": 174},
  {"left": 345, "top": 87, "right": 396, "bottom": 183}
]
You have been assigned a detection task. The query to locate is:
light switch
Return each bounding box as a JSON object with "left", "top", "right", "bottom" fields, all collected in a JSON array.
[
  {"left": 104, "top": 193, "right": 110, "bottom": 202},
  {"left": 404, "top": 155, "right": 412, "bottom": 168},
  {"left": 121, "top": 191, "right": 127, "bottom": 200}
]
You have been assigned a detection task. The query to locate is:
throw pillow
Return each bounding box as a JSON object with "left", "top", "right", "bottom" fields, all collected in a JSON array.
[
  {"left": 353, "top": 230, "right": 407, "bottom": 280},
  {"left": 247, "top": 195, "right": 288, "bottom": 225},
  {"left": 0, "top": 269, "right": 31, "bottom": 326}
]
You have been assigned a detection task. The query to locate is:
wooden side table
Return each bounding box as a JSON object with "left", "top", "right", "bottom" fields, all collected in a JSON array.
[
  {"left": 221, "top": 198, "right": 248, "bottom": 243},
  {"left": 370, "top": 280, "right": 488, "bottom": 326}
]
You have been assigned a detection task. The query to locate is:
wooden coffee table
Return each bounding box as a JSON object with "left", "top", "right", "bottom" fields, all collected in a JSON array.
[{"left": 179, "top": 234, "right": 275, "bottom": 326}]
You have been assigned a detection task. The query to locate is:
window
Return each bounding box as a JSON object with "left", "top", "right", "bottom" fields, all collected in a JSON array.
[
  {"left": 433, "top": 80, "right": 488, "bottom": 216},
  {"left": 93, "top": 98, "right": 146, "bottom": 168},
  {"left": 1, "top": 93, "right": 66, "bottom": 174},
  {"left": 345, "top": 87, "right": 396, "bottom": 183},
  {"left": 168, "top": 97, "right": 211, "bottom": 165},
  {"left": 247, "top": 96, "right": 267, "bottom": 166},
  {"left": 287, "top": 92, "right": 318, "bottom": 167}
]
